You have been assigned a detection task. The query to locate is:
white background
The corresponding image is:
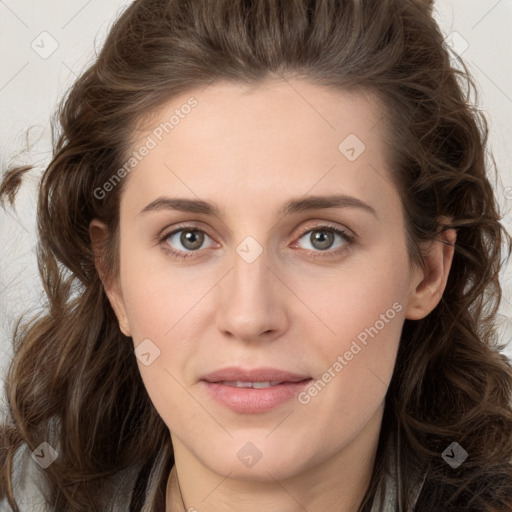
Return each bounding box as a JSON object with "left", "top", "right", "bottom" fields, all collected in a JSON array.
[{"left": 1, "top": 0, "right": 512, "bottom": 420}]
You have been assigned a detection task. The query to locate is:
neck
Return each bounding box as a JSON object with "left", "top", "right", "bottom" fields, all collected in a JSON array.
[{"left": 166, "top": 403, "right": 384, "bottom": 512}]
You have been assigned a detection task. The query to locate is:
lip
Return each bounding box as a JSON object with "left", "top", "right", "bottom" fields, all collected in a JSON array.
[
  {"left": 200, "top": 366, "right": 312, "bottom": 414},
  {"left": 201, "top": 366, "right": 310, "bottom": 383}
]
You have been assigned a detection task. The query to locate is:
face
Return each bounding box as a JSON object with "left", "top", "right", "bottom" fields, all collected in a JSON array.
[{"left": 91, "top": 78, "right": 452, "bottom": 484}]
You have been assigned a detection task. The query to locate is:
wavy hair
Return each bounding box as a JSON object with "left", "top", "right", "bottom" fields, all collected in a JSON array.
[{"left": 1, "top": 0, "right": 512, "bottom": 510}]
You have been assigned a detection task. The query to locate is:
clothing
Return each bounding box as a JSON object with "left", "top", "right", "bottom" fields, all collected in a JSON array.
[{"left": 368, "top": 429, "right": 428, "bottom": 512}]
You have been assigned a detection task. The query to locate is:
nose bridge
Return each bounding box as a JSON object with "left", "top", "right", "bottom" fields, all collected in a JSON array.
[
  {"left": 230, "top": 234, "right": 272, "bottom": 306},
  {"left": 215, "top": 232, "right": 286, "bottom": 339}
]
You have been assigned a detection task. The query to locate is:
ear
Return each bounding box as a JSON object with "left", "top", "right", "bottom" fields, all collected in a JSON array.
[
  {"left": 89, "top": 218, "right": 132, "bottom": 337},
  {"left": 404, "top": 218, "right": 457, "bottom": 320}
]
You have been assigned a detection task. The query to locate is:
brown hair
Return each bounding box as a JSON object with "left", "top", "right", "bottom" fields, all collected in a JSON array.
[{"left": 1, "top": 0, "right": 512, "bottom": 510}]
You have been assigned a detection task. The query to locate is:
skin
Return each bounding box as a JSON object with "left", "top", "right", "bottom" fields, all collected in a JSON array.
[{"left": 90, "top": 78, "right": 456, "bottom": 512}]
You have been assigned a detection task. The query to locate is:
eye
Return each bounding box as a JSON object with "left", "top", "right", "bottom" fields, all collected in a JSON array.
[
  {"left": 159, "top": 226, "right": 215, "bottom": 259},
  {"left": 293, "top": 225, "right": 354, "bottom": 257}
]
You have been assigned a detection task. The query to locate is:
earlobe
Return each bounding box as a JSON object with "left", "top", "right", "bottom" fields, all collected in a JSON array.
[
  {"left": 404, "top": 225, "right": 457, "bottom": 321},
  {"left": 107, "top": 291, "right": 132, "bottom": 338},
  {"left": 89, "top": 218, "right": 132, "bottom": 337}
]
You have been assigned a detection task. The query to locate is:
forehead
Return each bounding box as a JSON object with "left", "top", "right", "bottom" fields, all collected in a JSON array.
[{"left": 120, "top": 78, "right": 398, "bottom": 220}]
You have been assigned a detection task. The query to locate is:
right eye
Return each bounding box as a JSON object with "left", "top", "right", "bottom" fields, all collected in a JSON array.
[{"left": 159, "top": 226, "right": 216, "bottom": 259}]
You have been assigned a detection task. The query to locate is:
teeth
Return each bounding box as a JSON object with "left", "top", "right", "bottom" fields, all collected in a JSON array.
[
  {"left": 252, "top": 381, "right": 281, "bottom": 388},
  {"left": 220, "top": 380, "right": 282, "bottom": 388}
]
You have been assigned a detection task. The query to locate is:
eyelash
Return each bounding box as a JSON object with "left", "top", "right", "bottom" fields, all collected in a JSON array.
[{"left": 158, "top": 224, "right": 355, "bottom": 260}]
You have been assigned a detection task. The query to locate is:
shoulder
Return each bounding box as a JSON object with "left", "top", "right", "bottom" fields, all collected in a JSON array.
[{"left": 2, "top": 444, "right": 137, "bottom": 512}]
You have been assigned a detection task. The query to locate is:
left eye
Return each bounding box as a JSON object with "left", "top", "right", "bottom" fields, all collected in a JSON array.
[{"left": 294, "top": 226, "right": 352, "bottom": 253}]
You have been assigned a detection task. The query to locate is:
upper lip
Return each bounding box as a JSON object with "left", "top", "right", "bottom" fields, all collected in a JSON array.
[{"left": 201, "top": 366, "right": 311, "bottom": 383}]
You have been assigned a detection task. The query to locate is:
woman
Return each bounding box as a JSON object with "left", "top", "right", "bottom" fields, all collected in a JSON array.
[{"left": 1, "top": 0, "right": 512, "bottom": 511}]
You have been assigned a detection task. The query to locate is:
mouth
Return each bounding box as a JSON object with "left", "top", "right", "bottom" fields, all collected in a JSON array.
[
  {"left": 216, "top": 380, "right": 287, "bottom": 388},
  {"left": 200, "top": 367, "right": 313, "bottom": 413},
  {"left": 201, "top": 366, "right": 311, "bottom": 384}
]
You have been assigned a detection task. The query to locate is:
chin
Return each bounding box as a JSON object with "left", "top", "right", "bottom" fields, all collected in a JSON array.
[{"left": 200, "top": 441, "right": 313, "bottom": 482}]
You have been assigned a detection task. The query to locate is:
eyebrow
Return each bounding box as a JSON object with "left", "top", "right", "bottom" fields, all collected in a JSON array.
[{"left": 139, "top": 194, "right": 377, "bottom": 218}]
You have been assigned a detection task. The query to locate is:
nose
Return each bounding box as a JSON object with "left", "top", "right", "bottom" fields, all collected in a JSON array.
[{"left": 215, "top": 241, "right": 289, "bottom": 343}]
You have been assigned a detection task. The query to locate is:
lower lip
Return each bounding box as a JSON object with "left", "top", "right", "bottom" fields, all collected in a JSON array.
[{"left": 201, "top": 379, "right": 313, "bottom": 414}]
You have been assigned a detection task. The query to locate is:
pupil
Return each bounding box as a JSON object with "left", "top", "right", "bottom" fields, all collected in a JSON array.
[
  {"left": 313, "top": 230, "right": 333, "bottom": 250},
  {"left": 182, "top": 230, "right": 203, "bottom": 250}
]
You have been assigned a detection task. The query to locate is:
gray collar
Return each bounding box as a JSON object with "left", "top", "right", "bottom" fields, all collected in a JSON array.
[{"left": 369, "top": 427, "right": 429, "bottom": 512}]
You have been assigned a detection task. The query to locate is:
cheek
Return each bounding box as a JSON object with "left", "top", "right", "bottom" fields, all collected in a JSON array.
[
  {"left": 297, "top": 247, "right": 408, "bottom": 358},
  {"left": 291, "top": 247, "right": 409, "bottom": 427},
  {"left": 119, "top": 268, "right": 194, "bottom": 429},
  {"left": 116, "top": 246, "right": 189, "bottom": 404},
  {"left": 119, "top": 241, "right": 186, "bottom": 339}
]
